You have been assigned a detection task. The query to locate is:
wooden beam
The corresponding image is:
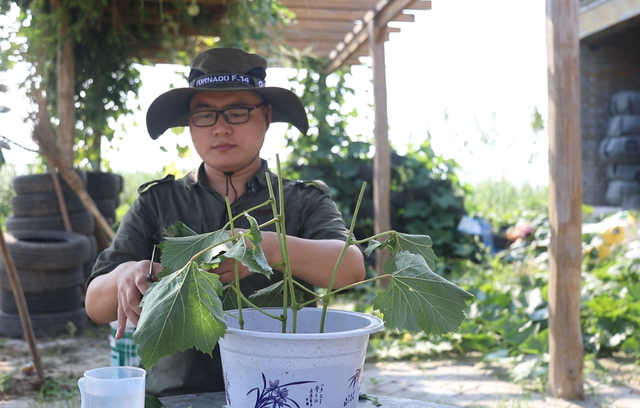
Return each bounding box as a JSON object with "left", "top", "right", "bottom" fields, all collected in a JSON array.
[
  {"left": 288, "top": 7, "right": 375, "bottom": 21},
  {"left": 326, "top": 0, "right": 429, "bottom": 73},
  {"left": 282, "top": 26, "right": 399, "bottom": 43},
  {"left": 369, "top": 17, "right": 391, "bottom": 281},
  {"left": 546, "top": 0, "right": 584, "bottom": 400},
  {"left": 281, "top": 0, "right": 379, "bottom": 8},
  {"left": 281, "top": 30, "right": 356, "bottom": 42},
  {"left": 406, "top": 0, "right": 433, "bottom": 10},
  {"left": 289, "top": 21, "right": 364, "bottom": 32}
]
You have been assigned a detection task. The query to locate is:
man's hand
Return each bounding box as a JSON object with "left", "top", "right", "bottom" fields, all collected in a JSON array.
[
  {"left": 209, "top": 258, "right": 252, "bottom": 283},
  {"left": 111, "top": 260, "right": 162, "bottom": 339}
]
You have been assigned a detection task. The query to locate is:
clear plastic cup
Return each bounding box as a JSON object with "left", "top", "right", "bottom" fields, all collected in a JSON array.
[{"left": 78, "top": 366, "right": 146, "bottom": 408}]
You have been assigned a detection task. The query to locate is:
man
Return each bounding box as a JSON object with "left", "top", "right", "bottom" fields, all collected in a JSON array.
[{"left": 84, "top": 48, "right": 365, "bottom": 396}]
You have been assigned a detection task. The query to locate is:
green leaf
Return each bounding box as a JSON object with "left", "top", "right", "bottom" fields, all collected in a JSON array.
[
  {"left": 249, "top": 281, "right": 305, "bottom": 307},
  {"left": 221, "top": 218, "right": 272, "bottom": 276},
  {"left": 160, "top": 230, "right": 230, "bottom": 271},
  {"left": 364, "top": 239, "right": 383, "bottom": 256},
  {"left": 249, "top": 281, "right": 286, "bottom": 306},
  {"left": 378, "top": 233, "right": 438, "bottom": 271},
  {"left": 134, "top": 261, "right": 227, "bottom": 368},
  {"left": 373, "top": 252, "right": 474, "bottom": 335},
  {"left": 145, "top": 395, "right": 165, "bottom": 408},
  {"left": 163, "top": 222, "right": 197, "bottom": 237}
]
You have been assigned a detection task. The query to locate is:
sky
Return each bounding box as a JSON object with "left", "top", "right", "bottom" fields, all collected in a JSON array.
[{"left": 0, "top": 0, "right": 549, "bottom": 186}]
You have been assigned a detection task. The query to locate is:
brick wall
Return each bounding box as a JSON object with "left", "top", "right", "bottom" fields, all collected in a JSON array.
[{"left": 580, "top": 23, "right": 640, "bottom": 205}]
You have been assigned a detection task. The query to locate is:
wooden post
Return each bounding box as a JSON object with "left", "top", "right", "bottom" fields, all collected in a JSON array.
[
  {"left": 546, "top": 0, "right": 584, "bottom": 399},
  {"left": 369, "top": 19, "right": 391, "bottom": 280},
  {"left": 0, "top": 231, "right": 45, "bottom": 381}
]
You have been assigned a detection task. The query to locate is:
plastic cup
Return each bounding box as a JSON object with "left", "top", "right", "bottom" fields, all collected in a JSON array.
[{"left": 78, "top": 366, "right": 146, "bottom": 408}]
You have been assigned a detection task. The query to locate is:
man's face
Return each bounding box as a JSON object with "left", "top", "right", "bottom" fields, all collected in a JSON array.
[{"left": 188, "top": 91, "right": 269, "bottom": 173}]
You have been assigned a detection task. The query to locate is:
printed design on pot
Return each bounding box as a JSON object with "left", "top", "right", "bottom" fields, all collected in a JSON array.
[
  {"left": 305, "top": 383, "right": 325, "bottom": 406},
  {"left": 344, "top": 368, "right": 361, "bottom": 407},
  {"left": 224, "top": 372, "right": 231, "bottom": 406},
  {"left": 249, "top": 373, "right": 316, "bottom": 408}
]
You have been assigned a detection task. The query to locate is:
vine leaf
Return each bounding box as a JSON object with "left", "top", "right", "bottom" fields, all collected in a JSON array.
[
  {"left": 365, "top": 233, "right": 437, "bottom": 270},
  {"left": 373, "top": 251, "right": 474, "bottom": 335},
  {"left": 249, "top": 281, "right": 305, "bottom": 307},
  {"left": 221, "top": 216, "right": 272, "bottom": 276},
  {"left": 164, "top": 221, "right": 197, "bottom": 237},
  {"left": 134, "top": 261, "right": 226, "bottom": 368},
  {"left": 159, "top": 230, "right": 229, "bottom": 271}
]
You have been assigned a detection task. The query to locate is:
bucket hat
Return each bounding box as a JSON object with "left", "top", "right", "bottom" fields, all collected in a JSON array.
[{"left": 146, "top": 48, "right": 309, "bottom": 139}]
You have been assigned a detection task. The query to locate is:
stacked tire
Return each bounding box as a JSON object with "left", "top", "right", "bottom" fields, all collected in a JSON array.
[
  {"left": 0, "top": 171, "right": 95, "bottom": 338},
  {"left": 86, "top": 171, "right": 123, "bottom": 227},
  {"left": 0, "top": 230, "right": 91, "bottom": 338},
  {"left": 599, "top": 91, "right": 640, "bottom": 209}
]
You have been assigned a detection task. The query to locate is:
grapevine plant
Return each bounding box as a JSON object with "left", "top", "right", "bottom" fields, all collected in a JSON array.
[{"left": 133, "top": 159, "right": 475, "bottom": 368}]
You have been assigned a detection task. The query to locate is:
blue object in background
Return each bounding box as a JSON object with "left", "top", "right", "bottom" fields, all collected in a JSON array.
[{"left": 457, "top": 215, "right": 497, "bottom": 254}]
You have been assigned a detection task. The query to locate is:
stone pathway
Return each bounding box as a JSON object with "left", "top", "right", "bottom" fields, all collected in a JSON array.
[{"left": 360, "top": 359, "right": 640, "bottom": 408}]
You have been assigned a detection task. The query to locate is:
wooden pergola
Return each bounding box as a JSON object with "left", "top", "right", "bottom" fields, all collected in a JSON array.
[{"left": 50, "top": 0, "right": 585, "bottom": 400}]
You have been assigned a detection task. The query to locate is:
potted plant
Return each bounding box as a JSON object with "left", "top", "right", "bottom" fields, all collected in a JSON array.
[{"left": 133, "top": 159, "right": 474, "bottom": 408}]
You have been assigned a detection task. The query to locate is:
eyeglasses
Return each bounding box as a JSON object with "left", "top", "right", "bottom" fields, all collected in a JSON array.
[{"left": 189, "top": 103, "right": 265, "bottom": 127}]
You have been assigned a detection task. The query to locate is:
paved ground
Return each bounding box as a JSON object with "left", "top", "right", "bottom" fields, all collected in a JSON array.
[
  {"left": 1, "top": 332, "right": 639, "bottom": 408},
  {"left": 360, "top": 358, "right": 640, "bottom": 408}
]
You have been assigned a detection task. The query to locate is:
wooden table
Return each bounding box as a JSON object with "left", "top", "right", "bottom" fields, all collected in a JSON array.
[{"left": 161, "top": 392, "right": 456, "bottom": 407}]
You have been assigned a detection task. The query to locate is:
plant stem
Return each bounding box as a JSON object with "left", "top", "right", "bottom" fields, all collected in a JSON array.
[
  {"left": 351, "top": 231, "right": 395, "bottom": 246},
  {"left": 319, "top": 182, "right": 367, "bottom": 332},
  {"left": 226, "top": 197, "right": 244, "bottom": 330},
  {"left": 303, "top": 275, "right": 391, "bottom": 307},
  {"left": 265, "top": 158, "right": 299, "bottom": 332}
]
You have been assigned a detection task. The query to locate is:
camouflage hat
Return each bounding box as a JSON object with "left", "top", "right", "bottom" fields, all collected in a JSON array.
[{"left": 146, "top": 48, "right": 308, "bottom": 139}]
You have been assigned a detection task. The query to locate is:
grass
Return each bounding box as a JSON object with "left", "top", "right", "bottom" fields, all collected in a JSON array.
[{"left": 464, "top": 177, "right": 548, "bottom": 228}]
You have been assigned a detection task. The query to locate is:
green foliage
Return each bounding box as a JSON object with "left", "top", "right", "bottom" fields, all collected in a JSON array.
[
  {"left": 464, "top": 178, "right": 548, "bottom": 228},
  {"left": 283, "top": 58, "right": 478, "bottom": 263},
  {"left": 219, "top": 0, "right": 294, "bottom": 53},
  {"left": 0, "top": 371, "right": 13, "bottom": 395},
  {"left": 0, "top": 164, "right": 16, "bottom": 225},
  {"left": 353, "top": 207, "right": 640, "bottom": 385}
]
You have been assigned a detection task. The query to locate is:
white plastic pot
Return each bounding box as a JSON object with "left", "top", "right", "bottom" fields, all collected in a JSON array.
[{"left": 218, "top": 307, "right": 384, "bottom": 408}]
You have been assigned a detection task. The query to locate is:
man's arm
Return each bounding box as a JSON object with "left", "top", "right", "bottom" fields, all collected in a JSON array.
[{"left": 212, "top": 232, "right": 365, "bottom": 289}]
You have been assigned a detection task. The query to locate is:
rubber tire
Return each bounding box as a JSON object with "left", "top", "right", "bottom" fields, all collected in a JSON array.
[
  {"left": 12, "top": 171, "right": 87, "bottom": 195},
  {"left": 5, "top": 210, "right": 95, "bottom": 236},
  {"left": 605, "top": 180, "right": 640, "bottom": 206},
  {"left": 599, "top": 136, "right": 640, "bottom": 164},
  {"left": 606, "top": 164, "right": 640, "bottom": 181},
  {"left": 0, "top": 308, "right": 88, "bottom": 338},
  {"left": 623, "top": 192, "right": 640, "bottom": 210},
  {"left": 611, "top": 90, "right": 640, "bottom": 115},
  {"left": 606, "top": 115, "right": 640, "bottom": 138},
  {"left": 0, "top": 264, "right": 84, "bottom": 293},
  {"left": 11, "top": 191, "right": 86, "bottom": 217},
  {"left": 2, "top": 230, "right": 91, "bottom": 270},
  {"left": 94, "top": 197, "right": 117, "bottom": 224},
  {"left": 1, "top": 286, "right": 83, "bottom": 315},
  {"left": 86, "top": 171, "right": 123, "bottom": 198}
]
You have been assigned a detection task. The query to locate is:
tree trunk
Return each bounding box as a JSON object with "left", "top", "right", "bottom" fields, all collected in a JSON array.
[{"left": 57, "top": 25, "right": 75, "bottom": 168}]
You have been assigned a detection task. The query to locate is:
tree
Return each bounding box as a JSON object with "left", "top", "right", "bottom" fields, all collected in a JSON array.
[{"left": 0, "top": 0, "right": 291, "bottom": 169}]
